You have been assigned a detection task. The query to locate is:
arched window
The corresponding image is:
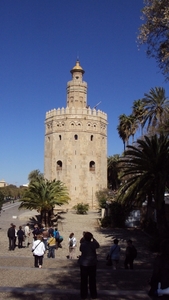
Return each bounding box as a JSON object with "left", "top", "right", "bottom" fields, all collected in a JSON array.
[
  {"left": 74, "top": 134, "right": 78, "bottom": 140},
  {"left": 56, "top": 160, "right": 62, "bottom": 171},
  {"left": 89, "top": 161, "right": 95, "bottom": 172},
  {"left": 59, "top": 135, "right": 61, "bottom": 140},
  {"left": 91, "top": 135, "right": 93, "bottom": 141}
]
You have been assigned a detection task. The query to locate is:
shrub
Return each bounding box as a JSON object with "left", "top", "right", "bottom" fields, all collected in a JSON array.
[
  {"left": 95, "top": 189, "right": 111, "bottom": 209},
  {"left": 100, "top": 201, "right": 130, "bottom": 228},
  {"left": 73, "top": 203, "right": 89, "bottom": 214},
  {"left": 109, "top": 201, "right": 128, "bottom": 227},
  {"left": 100, "top": 216, "right": 112, "bottom": 227}
]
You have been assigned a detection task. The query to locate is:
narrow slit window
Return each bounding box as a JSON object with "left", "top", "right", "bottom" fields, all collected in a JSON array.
[
  {"left": 91, "top": 135, "right": 93, "bottom": 141},
  {"left": 74, "top": 134, "right": 78, "bottom": 140},
  {"left": 56, "top": 160, "right": 62, "bottom": 171},
  {"left": 89, "top": 161, "right": 95, "bottom": 172},
  {"left": 59, "top": 135, "right": 61, "bottom": 140}
]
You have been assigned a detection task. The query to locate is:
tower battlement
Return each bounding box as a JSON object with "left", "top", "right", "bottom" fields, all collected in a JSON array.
[{"left": 46, "top": 107, "right": 107, "bottom": 121}]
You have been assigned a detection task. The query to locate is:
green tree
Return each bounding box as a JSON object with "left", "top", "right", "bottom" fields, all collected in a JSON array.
[
  {"left": 129, "top": 114, "right": 138, "bottom": 144},
  {"left": 107, "top": 155, "right": 120, "bottom": 190},
  {"left": 28, "top": 169, "right": 44, "bottom": 183},
  {"left": 117, "top": 134, "right": 169, "bottom": 238},
  {"left": 19, "top": 178, "right": 70, "bottom": 227},
  {"left": 132, "top": 99, "right": 145, "bottom": 136},
  {"left": 117, "top": 114, "right": 131, "bottom": 151},
  {"left": 138, "top": 0, "right": 169, "bottom": 80},
  {"left": 0, "top": 191, "right": 4, "bottom": 213},
  {"left": 142, "top": 87, "right": 169, "bottom": 133},
  {"left": 96, "top": 188, "right": 113, "bottom": 209}
]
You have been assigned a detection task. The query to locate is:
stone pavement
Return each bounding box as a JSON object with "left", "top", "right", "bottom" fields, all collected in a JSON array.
[{"left": 0, "top": 201, "right": 156, "bottom": 299}]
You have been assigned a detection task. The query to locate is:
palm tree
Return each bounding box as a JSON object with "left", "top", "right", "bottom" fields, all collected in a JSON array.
[
  {"left": 128, "top": 114, "right": 138, "bottom": 144},
  {"left": 117, "top": 134, "right": 169, "bottom": 238},
  {"left": 158, "top": 111, "right": 169, "bottom": 135},
  {"left": 28, "top": 169, "right": 44, "bottom": 183},
  {"left": 132, "top": 99, "right": 145, "bottom": 136},
  {"left": 19, "top": 178, "right": 70, "bottom": 227},
  {"left": 142, "top": 87, "right": 169, "bottom": 133},
  {"left": 117, "top": 114, "right": 132, "bottom": 151},
  {"left": 107, "top": 155, "right": 120, "bottom": 190}
]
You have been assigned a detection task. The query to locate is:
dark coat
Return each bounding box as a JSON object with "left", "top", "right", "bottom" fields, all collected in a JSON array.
[
  {"left": 150, "top": 254, "right": 169, "bottom": 290},
  {"left": 79, "top": 239, "right": 100, "bottom": 266},
  {"left": 7, "top": 227, "right": 15, "bottom": 238},
  {"left": 17, "top": 229, "right": 25, "bottom": 240}
]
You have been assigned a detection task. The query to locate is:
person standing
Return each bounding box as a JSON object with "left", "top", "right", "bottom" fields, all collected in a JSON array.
[
  {"left": 13, "top": 225, "right": 18, "bottom": 248},
  {"left": 42, "top": 227, "right": 49, "bottom": 251},
  {"left": 7, "top": 223, "right": 15, "bottom": 251},
  {"left": 17, "top": 226, "right": 25, "bottom": 248},
  {"left": 32, "top": 234, "right": 45, "bottom": 268},
  {"left": 124, "top": 239, "right": 137, "bottom": 269},
  {"left": 32, "top": 223, "right": 41, "bottom": 240},
  {"left": 53, "top": 227, "right": 63, "bottom": 248},
  {"left": 24, "top": 223, "right": 31, "bottom": 248},
  {"left": 79, "top": 231, "right": 100, "bottom": 299},
  {"left": 47, "top": 233, "right": 56, "bottom": 258},
  {"left": 109, "top": 238, "right": 120, "bottom": 270},
  {"left": 148, "top": 239, "right": 169, "bottom": 298},
  {"left": 68, "top": 232, "right": 77, "bottom": 259}
]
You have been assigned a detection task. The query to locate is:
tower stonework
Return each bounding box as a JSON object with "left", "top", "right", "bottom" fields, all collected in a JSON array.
[{"left": 44, "top": 60, "right": 107, "bottom": 208}]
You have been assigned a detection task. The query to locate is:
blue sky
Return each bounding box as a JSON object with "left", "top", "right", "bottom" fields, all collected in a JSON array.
[{"left": 1, "top": 0, "right": 169, "bottom": 186}]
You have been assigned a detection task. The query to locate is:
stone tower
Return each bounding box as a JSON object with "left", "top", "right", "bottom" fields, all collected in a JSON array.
[{"left": 44, "top": 60, "right": 107, "bottom": 208}]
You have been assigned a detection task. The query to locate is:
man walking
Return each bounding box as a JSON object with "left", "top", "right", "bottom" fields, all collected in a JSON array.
[
  {"left": 7, "top": 223, "right": 15, "bottom": 250},
  {"left": 24, "top": 223, "right": 30, "bottom": 248}
]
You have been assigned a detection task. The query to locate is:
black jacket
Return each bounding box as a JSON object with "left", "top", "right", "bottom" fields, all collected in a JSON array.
[{"left": 7, "top": 227, "right": 15, "bottom": 238}]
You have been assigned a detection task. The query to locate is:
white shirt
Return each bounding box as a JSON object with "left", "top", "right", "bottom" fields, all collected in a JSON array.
[
  {"left": 69, "top": 237, "right": 77, "bottom": 248},
  {"left": 24, "top": 225, "right": 30, "bottom": 236},
  {"left": 32, "top": 240, "right": 45, "bottom": 256}
]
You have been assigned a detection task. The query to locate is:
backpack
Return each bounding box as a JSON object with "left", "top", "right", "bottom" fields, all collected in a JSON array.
[
  {"left": 132, "top": 246, "right": 137, "bottom": 259},
  {"left": 69, "top": 239, "right": 73, "bottom": 247},
  {"left": 54, "top": 230, "right": 60, "bottom": 241}
]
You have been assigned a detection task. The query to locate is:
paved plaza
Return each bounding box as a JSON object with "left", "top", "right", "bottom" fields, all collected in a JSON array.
[{"left": 0, "top": 201, "right": 156, "bottom": 299}]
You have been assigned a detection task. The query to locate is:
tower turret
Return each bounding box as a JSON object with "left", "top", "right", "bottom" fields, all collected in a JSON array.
[{"left": 66, "top": 60, "right": 87, "bottom": 108}]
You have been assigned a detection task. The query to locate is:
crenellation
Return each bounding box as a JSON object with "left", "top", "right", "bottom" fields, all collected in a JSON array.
[{"left": 46, "top": 106, "right": 107, "bottom": 121}]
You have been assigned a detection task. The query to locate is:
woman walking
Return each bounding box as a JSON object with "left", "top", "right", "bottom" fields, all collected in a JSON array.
[
  {"left": 32, "top": 234, "right": 45, "bottom": 268},
  {"left": 109, "top": 238, "right": 120, "bottom": 270},
  {"left": 79, "top": 231, "right": 100, "bottom": 299},
  {"left": 68, "top": 233, "right": 77, "bottom": 259}
]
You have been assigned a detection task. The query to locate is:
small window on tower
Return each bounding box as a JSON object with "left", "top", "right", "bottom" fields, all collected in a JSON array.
[
  {"left": 91, "top": 135, "right": 93, "bottom": 141},
  {"left": 59, "top": 135, "right": 61, "bottom": 140},
  {"left": 89, "top": 161, "right": 95, "bottom": 172},
  {"left": 56, "top": 160, "right": 62, "bottom": 171},
  {"left": 76, "top": 76, "right": 79, "bottom": 79},
  {"left": 74, "top": 134, "right": 78, "bottom": 140}
]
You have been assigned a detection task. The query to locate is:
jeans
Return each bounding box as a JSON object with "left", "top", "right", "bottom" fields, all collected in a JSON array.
[
  {"left": 80, "top": 265, "right": 97, "bottom": 299},
  {"left": 48, "top": 246, "right": 55, "bottom": 258},
  {"left": 8, "top": 237, "right": 15, "bottom": 250},
  {"left": 43, "top": 239, "right": 48, "bottom": 250},
  {"left": 18, "top": 238, "right": 23, "bottom": 248}
]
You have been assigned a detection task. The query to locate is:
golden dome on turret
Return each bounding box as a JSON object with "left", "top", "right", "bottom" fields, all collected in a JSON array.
[{"left": 70, "top": 60, "right": 85, "bottom": 74}]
